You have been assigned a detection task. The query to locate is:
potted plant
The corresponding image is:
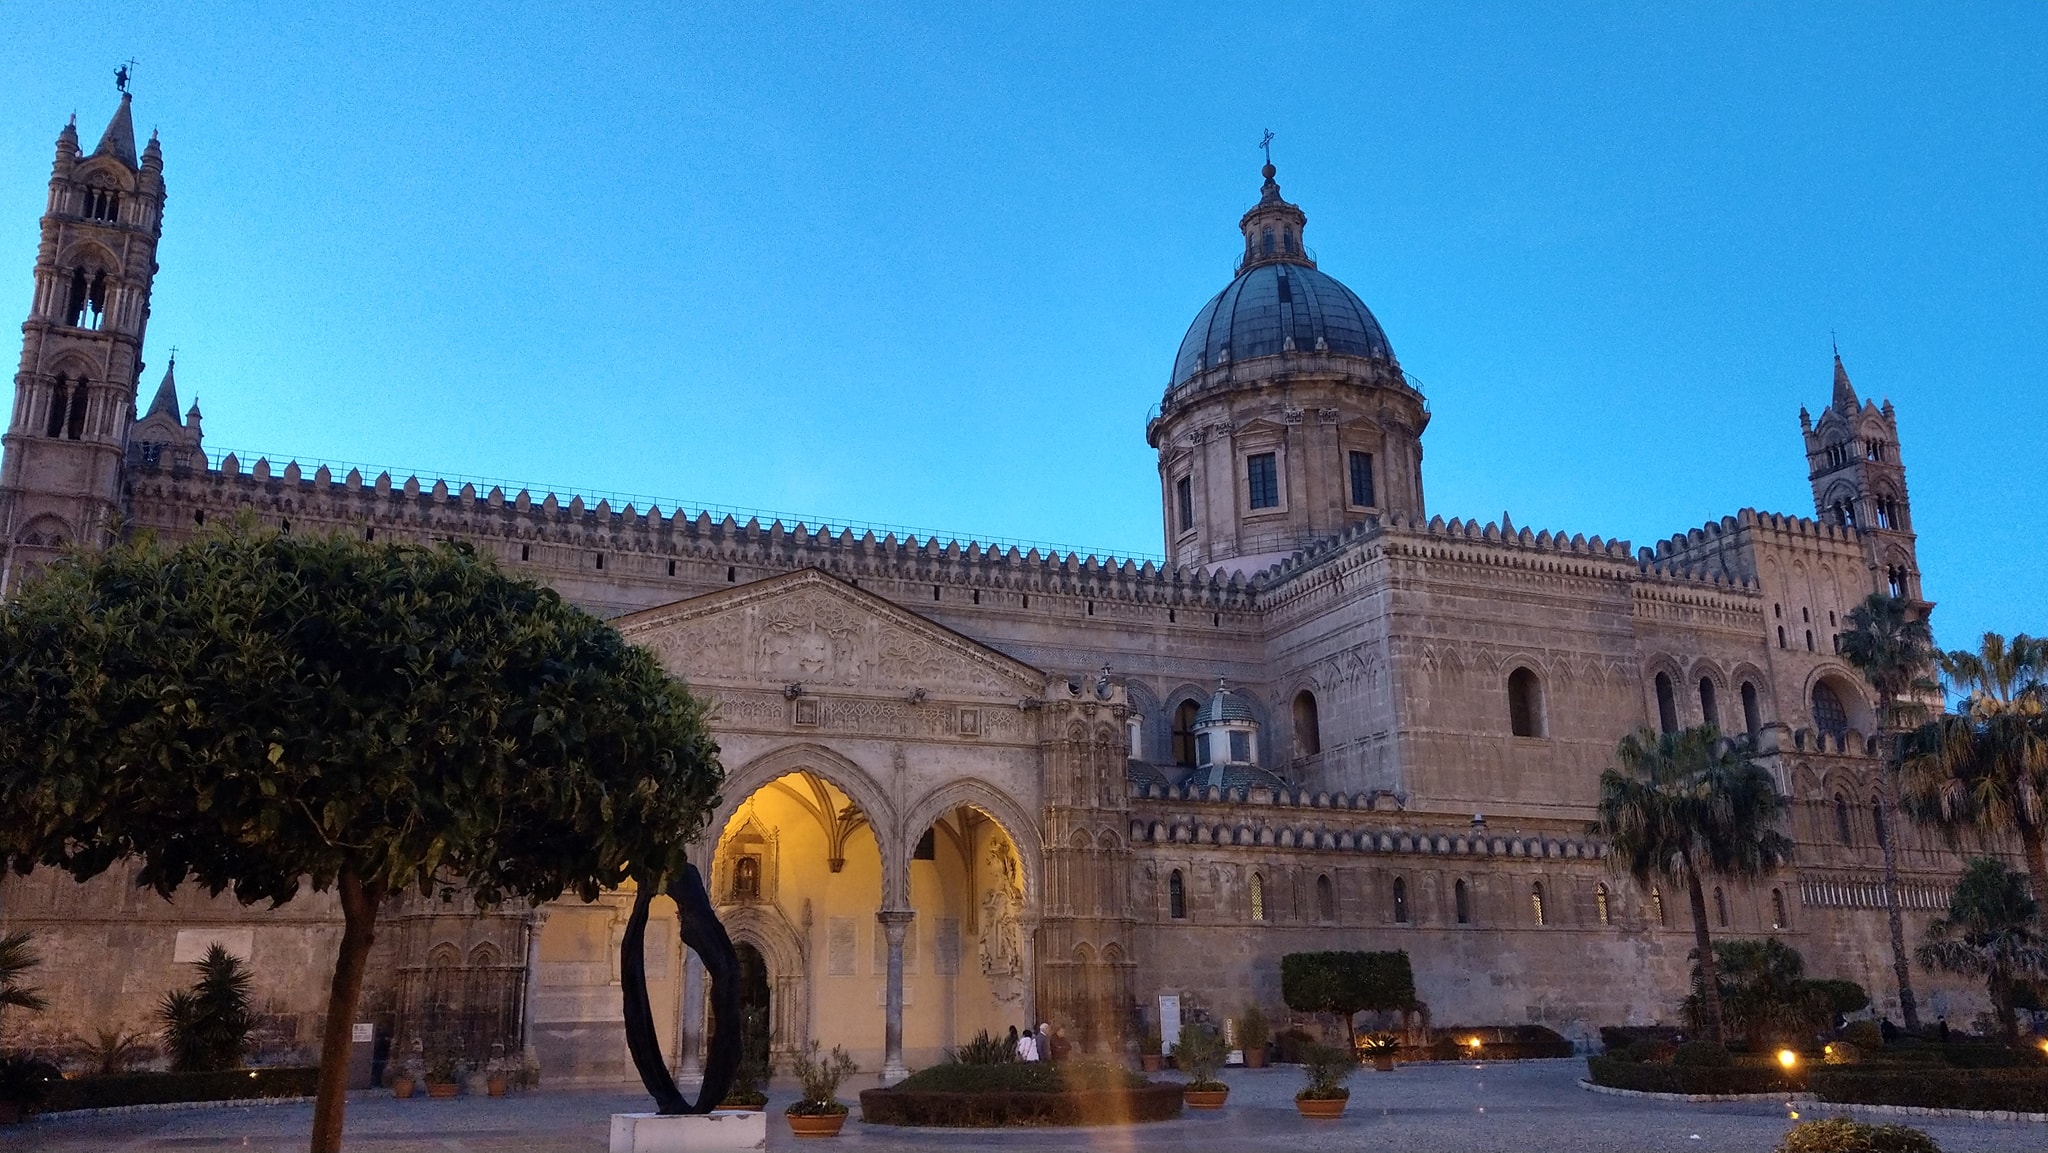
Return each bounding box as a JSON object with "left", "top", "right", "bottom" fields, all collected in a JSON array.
[
  {"left": 1294, "top": 1042, "right": 1354, "bottom": 1118},
  {"left": 0, "top": 1054, "right": 60, "bottom": 1125},
  {"left": 1171, "top": 1023, "right": 1231, "bottom": 1109},
  {"left": 484, "top": 1046, "right": 512, "bottom": 1097},
  {"left": 390, "top": 1043, "right": 423, "bottom": 1099},
  {"left": 1358, "top": 1033, "right": 1400, "bottom": 1073},
  {"left": 1238, "top": 1005, "right": 1270, "bottom": 1069},
  {"left": 424, "top": 1053, "right": 463, "bottom": 1098},
  {"left": 721, "top": 1007, "right": 771, "bottom": 1111},
  {"left": 1139, "top": 1029, "right": 1164, "bottom": 1072},
  {"left": 785, "top": 1040, "right": 858, "bottom": 1137}
]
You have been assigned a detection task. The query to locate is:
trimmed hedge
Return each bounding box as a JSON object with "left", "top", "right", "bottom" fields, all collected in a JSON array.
[
  {"left": 1586, "top": 1055, "right": 1804, "bottom": 1096},
  {"left": 43, "top": 1067, "right": 320, "bottom": 1113},
  {"left": 1423, "top": 1025, "right": 1574, "bottom": 1061},
  {"left": 858, "top": 1081, "right": 1183, "bottom": 1127},
  {"left": 1811, "top": 1068, "right": 2048, "bottom": 1114}
]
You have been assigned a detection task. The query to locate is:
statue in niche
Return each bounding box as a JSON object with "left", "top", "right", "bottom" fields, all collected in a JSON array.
[{"left": 978, "top": 834, "right": 1025, "bottom": 1002}]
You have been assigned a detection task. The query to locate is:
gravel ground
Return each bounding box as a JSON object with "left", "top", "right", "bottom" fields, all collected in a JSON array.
[{"left": 16, "top": 1059, "right": 2042, "bottom": 1152}]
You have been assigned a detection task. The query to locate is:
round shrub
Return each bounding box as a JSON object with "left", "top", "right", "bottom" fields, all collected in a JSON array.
[
  {"left": 1841, "top": 1021, "right": 1884, "bottom": 1052},
  {"left": 1673, "top": 1041, "right": 1732, "bottom": 1068},
  {"left": 1774, "top": 1117, "right": 1941, "bottom": 1153},
  {"left": 1628, "top": 1039, "right": 1678, "bottom": 1065},
  {"left": 1822, "top": 1041, "right": 1861, "bottom": 1065}
]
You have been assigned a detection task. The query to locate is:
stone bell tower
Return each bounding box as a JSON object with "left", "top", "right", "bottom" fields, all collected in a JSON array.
[
  {"left": 1799, "top": 352, "right": 1923, "bottom": 605},
  {"left": 0, "top": 90, "right": 165, "bottom": 591}
]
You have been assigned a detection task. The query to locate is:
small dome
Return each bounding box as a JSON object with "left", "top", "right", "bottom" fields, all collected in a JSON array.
[
  {"left": 1171, "top": 261, "right": 1395, "bottom": 387},
  {"left": 1194, "top": 685, "right": 1257, "bottom": 726}
]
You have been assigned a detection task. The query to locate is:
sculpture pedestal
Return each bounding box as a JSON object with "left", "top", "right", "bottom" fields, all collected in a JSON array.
[{"left": 608, "top": 1111, "right": 767, "bottom": 1153}]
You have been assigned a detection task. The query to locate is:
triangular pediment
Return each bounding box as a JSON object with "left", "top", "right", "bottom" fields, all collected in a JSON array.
[{"left": 616, "top": 568, "right": 1044, "bottom": 700}]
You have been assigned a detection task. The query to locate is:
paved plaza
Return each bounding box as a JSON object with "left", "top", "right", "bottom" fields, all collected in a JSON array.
[{"left": 18, "top": 1060, "right": 2042, "bottom": 1152}]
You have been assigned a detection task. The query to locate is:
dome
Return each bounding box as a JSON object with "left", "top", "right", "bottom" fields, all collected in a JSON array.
[
  {"left": 1194, "top": 685, "right": 1257, "bottom": 726},
  {"left": 1170, "top": 262, "right": 1395, "bottom": 387}
]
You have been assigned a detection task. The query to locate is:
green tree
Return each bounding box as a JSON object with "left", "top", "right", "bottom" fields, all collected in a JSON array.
[
  {"left": 1902, "top": 631, "right": 2048, "bottom": 902},
  {"left": 0, "top": 931, "right": 46, "bottom": 1025},
  {"left": 0, "top": 527, "right": 723, "bottom": 1152},
  {"left": 157, "top": 944, "right": 255, "bottom": 1072},
  {"left": 1279, "top": 950, "right": 1415, "bottom": 1048},
  {"left": 1684, "top": 938, "right": 1828, "bottom": 1046},
  {"left": 1837, "top": 592, "right": 1938, "bottom": 1031},
  {"left": 1915, "top": 858, "right": 2048, "bottom": 1047},
  {"left": 1591, "top": 725, "right": 1792, "bottom": 1044}
]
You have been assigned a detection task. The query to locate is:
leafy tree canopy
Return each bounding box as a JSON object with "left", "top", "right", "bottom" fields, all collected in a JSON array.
[{"left": 1281, "top": 949, "right": 1416, "bottom": 1040}]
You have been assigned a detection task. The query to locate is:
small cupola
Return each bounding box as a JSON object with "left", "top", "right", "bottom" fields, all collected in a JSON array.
[
  {"left": 1238, "top": 162, "right": 1312, "bottom": 272},
  {"left": 1192, "top": 680, "right": 1261, "bottom": 782}
]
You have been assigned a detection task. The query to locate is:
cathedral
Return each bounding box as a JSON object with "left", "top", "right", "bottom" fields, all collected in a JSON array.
[{"left": 0, "top": 93, "right": 1995, "bottom": 1082}]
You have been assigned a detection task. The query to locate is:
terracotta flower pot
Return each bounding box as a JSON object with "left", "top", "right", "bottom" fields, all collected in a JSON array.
[
  {"left": 787, "top": 1111, "right": 848, "bottom": 1138},
  {"left": 486, "top": 1076, "right": 508, "bottom": 1097},
  {"left": 1140, "top": 1054, "right": 1163, "bottom": 1072},
  {"left": 1243, "top": 1048, "right": 1268, "bottom": 1069},
  {"left": 1373, "top": 1055, "right": 1395, "bottom": 1072},
  {"left": 721, "top": 1101, "right": 766, "bottom": 1112},
  {"left": 1183, "top": 1087, "right": 1229, "bottom": 1110},
  {"left": 1295, "top": 1095, "right": 1348, "bottom": 1119},
  {"left": 390, "top": 1078, "right": 416, "bottom": 1100},
  {"left": 425, "top": 1080, "right": 460, "bottom": 1099}
]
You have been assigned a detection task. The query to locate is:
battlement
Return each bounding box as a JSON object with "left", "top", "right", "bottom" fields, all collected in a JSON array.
[{"left": 124, "top": 450, "right": 1280, "bottom": 611}]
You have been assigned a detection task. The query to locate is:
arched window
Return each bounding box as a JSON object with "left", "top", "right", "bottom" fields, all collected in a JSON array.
[
  {"left": 1171, "top": 700, "right": 1199, "bottom": 767},
  {"left": 1168, "top": 870, "right": 1186, "bottom": 919},
  {"left": 1741, "top": 682, "right": 1761, "bottom": 737},
  {"left": 83, "top": 185, "right": 119, "bottom": 222},
  {"left": 1833, "top": 794, "right": 1854, "bottom": 845},
  {"left": 44, "top": 375, "right": 68, "bottom": 438},
  {"left": 1770, "top": 888, "right": 1788, "bottom": 930},
  {"left": 1284, "top": 228, "right": 1298, "bottom": 254},
  {"left": 1292, "top": 691, "right": 1321, "bottom": 758},
  {"left": 1805, "top": 630, "right": 1815, "bottom": 652},
  {"left": 64, "top": 378, "right": 89, "bottom": 440},
  {"left": 1454, "top": 879, "right": 1470, "bottom": 925},
  {"left": 1649, "top": 887, "right": 1665, "bottom": 926},
  {"left": 1698, "top": 678, "right": 1719, "bottom": 731},
  {"left": 1887, "top": 565, "right": 1908, "bottom": 599},
  {"left": 1713, "top": 886, "right": 1728, "bottom": 928},
  {"left": 1872, "top": 799, "right": 1889, "bottom": 848},
  {"left": 1595, "top": 883, "right": 1611, "bottom": 926},
  {"left": 1530, "top": 883, "right": 1546, "bottom": 926},
  {"left": 468, "top": 942, "right": 500, "bottom": 967},
  {"left": 1654, "top": 672, "right": 1679, "bottom": 734},
  {"left": 1392, "top": 877, "right": 1409, "bottom": 924},
  {"left": 1261, "top": 227, "right": 1275, "bottom": 256},
  {"left": 1508, "top": 667, "right": 1543, "bottom": 737},
  {"left": 733, "top": 855, "right": 761, "bottom": 900},
  {"left": 1778, "top": 626, "right": 1787, "bottom": 649},
  {"left": 1812, "top": 682, "right": 1849, "bottom": 737},
  {"left": 1316, "top": 874, "right": 1335, "bottom": 922},
  {"left": 1249, "top": 872, "right": 1266, "bottom": 922}
]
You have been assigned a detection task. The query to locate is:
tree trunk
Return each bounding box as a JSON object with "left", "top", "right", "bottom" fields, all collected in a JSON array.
[
  {"left": 1877, "top": 763, "right": 1920, "bottom": 1031},
  {"left": 1682, "top": 856, "right": 1724, "bottom": 1045},
  {"left": 2018, "top": 825, "right": 2048, "bottom": 908},
  {"left": 1990, "top": 972, "right": 2018, "bottom": 1048},
  {"left": 309, "top": 873, "right": 384, "bottom": 1153}
]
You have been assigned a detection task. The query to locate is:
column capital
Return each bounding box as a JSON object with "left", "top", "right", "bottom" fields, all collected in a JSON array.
[{"left": 875, "top": 909, "right": 917, "bottom": 926}]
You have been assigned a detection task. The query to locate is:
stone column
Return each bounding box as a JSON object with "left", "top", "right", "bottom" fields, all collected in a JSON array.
[
  {"left": 677, "top": 946, "right": 705, "bottom": 1080},
  {"left": 519, "top": 906, "right": 551, "bottom": 1064},
  {"left": 1019, "top": 912, "right": 1041, "bottom": 1032},
  {"left": 877, "top": 909, "right": 915, "bottom": 1083}
]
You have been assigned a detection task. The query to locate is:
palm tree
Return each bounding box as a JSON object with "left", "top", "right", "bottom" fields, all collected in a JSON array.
[
  {"left": 1915, "top": 857, "right": 2048, "bottom": 1047},
  {"left": 1592, "top": 725, "right": 1793, "bottom": 1043},
  {"left": 0, "top": 930, "right": 47, "bottom": 1026},
  {"left": 1837, "top": 592, "right": 1937, "bottom": 1031},
  {"left": 1904, "top": 632, "right": 2048, "bottom": 903}
]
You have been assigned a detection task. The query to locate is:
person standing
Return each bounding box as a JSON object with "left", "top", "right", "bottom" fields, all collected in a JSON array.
[{"left": 1017, "top": 1027, "right": 1039, "bottom": 1062}]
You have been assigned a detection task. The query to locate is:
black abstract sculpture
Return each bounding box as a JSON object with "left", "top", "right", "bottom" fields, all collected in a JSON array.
[{"left": 620, "top": 863, "right": 742, "bottom": 1114}]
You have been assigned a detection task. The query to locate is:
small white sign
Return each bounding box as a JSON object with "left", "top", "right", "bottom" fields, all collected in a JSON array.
[
  {"left": 1158, "top": 994, "right": 1182, "bottom": 1049},
  {"left": 351, "top": 1023, "right": 375, "bottom": 1043}
]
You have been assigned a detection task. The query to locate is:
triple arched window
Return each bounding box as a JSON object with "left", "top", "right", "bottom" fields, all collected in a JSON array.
[
  {"left": 64, "top": 266, "right": 109, "bottom": 330},
  {"left": 44, "top": 375, "right": 89, "bottom": 440}
]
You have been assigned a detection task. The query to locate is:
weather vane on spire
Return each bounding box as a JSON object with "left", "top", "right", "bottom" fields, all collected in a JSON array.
[
  {"left": 115, "top": 59, "right": 137, "bottom": 94},
  {"left": 1259, "top": 129, "right": 1275, "bottom": 166}
]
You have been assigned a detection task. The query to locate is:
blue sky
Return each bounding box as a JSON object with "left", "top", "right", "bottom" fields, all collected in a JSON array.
[{"left": 2, "top": 4, "right": 2042, "bottom": 652}]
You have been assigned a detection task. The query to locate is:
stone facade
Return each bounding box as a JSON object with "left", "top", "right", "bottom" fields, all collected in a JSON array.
[{"left": 0, "top": 96, "right": 2019, "bottom": 1080}]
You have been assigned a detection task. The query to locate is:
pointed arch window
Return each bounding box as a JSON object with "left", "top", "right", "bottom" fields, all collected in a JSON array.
[
  {"left": 1292, "top": 691, "right": 1321, "bottom": 758},
  {"left": 1249, "top": 872, "right": 1266, "bottom": 922},
  {"left": 1872, "top": 799, "right": 1889, "bottom": 849},
  {"left": 1168, "top": 869, "right": 1186, "bottom": 919},
  {"left": 1770, "top": 888, "right": 1788, "bottom": 930},
  {"left": 1171, "top": 700, "right": 1199, "bottom": 767},
  {"left": 1833, "top": 793, "right": 1854, "bottom": 845},
  {"left": 1530, "top": 882, "right": 1546, "bottom": 926},
  {"left": 1508, "top": 667, "right": 1544, "bottom": 737},
  {"left": 1392, "top": 877, "right": 1409, "bottom": 924},
  {"left": 1315, "top": 874, "right": 1335, "bottom": 923},
  {"left": 65, "top": 267, "right": 108, "bottom": 330},
  {"left": 44, "top": 376, "right": 68, "bottom": 438},
  {"left": 1595, "top": 883, "right": 1611, "bottom": 926},
  {"left": 1454, "top": 879, "right": 1471, "bottom": 925},
  {"left": 1649, "top": 887, "right": 1666, "bottom": 927},
  {"left": 1713, "top": 886, "right": 1729, "bottom": 928},
  {"left": 1654, "top": 672, "right": 1679, "bottom": 734},
  {"left": 1699, "top": 678, "right": 1719, "bottom": 731},
  {"left": 1741, "top": 682, "right": 1762, "bottom": 738},
  {"left": 64, "top": 380, "right": 88, "bottom": 440}
]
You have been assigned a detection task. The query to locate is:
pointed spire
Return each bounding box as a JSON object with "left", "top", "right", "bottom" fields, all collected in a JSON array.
[
  {"left": 142, "top": 128, "right": 162, "bottom": 171},
  {"left": 145, "top": 356, "right": 181, "bottom": 420},
  {"left": 57, "top": 114, "right": 79, "bottom": 157},
  {"left": 94, "top": 94, "right": 138, "bottom": 169},
  {"left": 1831, "top": 351, "right": 1858, "bottom": 414}
]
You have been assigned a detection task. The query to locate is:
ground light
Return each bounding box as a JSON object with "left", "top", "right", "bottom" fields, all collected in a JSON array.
[{"left": 1776, "top": 1049, "right": 1798, "bottom": 1070}]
